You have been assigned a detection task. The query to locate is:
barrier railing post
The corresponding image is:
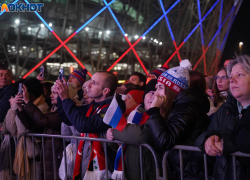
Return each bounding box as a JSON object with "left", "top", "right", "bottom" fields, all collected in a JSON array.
[
  {"left": 23, "top": 135, "right": 28, "bottom": 180},
  {"left": 42, "top": 136, "right": 46, "bottom": 180},
  {"left": 179, "top": 149, "right": 183, "bottom": 180},
  {"left": 8, "top": 135, "right": 13, "bottom": 180},
  {"left": 233, "top": 156, "right": 236, "bottom": 180},
  {"left": 32, "top": 136, "right": 36, "bottom": 180},
  {"left": 52, "top": 137, "right": 57, "bottom": 180},
  {"left": 63, "top": 138, "right": 68, "bottom": 180},
  {"left": 163, "top": 151, "right": 170, "bottom": 180},
  {"left": 140, "top": 145, "right": 144, "bottom": 180},
  {"left": 104, "top": 142, "right": 109, "bottom": 180},
  {"left": 141, "top": 144, "right": 160, "bottom": 180},
  {"left": 203, "top": 154, "right": 208, "bottom": 180},
  {"left": 121, "top": 144, "right": 125, "bottom": 180}
]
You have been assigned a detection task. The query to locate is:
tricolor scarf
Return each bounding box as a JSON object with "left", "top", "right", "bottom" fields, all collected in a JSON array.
[
  {"left": 111, "top": 108, "right": 149, "bottom": 180},
  {"left": 72, "top": 103, "right": 109, "bottom": 180}
]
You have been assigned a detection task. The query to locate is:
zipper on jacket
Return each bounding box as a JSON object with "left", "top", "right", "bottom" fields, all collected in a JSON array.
[{"left": 239, "top": 114, "right": 242, "bottom": 119}]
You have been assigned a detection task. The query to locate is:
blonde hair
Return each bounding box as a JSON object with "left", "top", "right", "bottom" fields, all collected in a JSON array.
[{"left": 227, "top": 55, "right": 250, "bottom": 77}]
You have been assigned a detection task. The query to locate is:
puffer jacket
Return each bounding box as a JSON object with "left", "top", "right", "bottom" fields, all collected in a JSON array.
[
  {"left": 195, "top": 93, "right": 250, "bottom": 180},
  {"left": 147, "top": 87, "right": 210, "bottom": 179},
  {"left": 22, "top": 101, "right": 63, "bottom": 180}
]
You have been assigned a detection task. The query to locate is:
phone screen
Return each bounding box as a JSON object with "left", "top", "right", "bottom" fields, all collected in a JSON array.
[
  {"left": 59, "top": 68, "right": 64, "bottom": 81},
  {"left": 39, "top": 67, "right": 44, "bottom": 77},
  {"left": 18, "top": 83, "right": 23, "bottom": 94}
]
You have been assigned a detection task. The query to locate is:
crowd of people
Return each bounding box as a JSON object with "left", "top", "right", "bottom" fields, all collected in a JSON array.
[{"left": 0, "top": 55, "right": 250, "bottom": 180}]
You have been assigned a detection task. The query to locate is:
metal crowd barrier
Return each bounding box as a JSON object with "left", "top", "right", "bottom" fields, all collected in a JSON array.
[
  {"left": 15, "top": 133, "right": 160, "bottom": 180},
  {"left": 162, "top": 145, "right": 250, "bottom": 180},
  {"left": 0, "top": 132, "right": 17, "bottom": 180}
]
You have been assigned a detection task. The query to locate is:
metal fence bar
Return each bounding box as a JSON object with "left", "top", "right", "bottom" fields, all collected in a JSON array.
[
  {"left": 23, "top": 136, "right": 28, "bottom": 180},
  {"left": 8, "top": 135, "right": 13, "bottom": 180},
  {"left": 233, "top": 156, "right": 236, "bottom": 180},
  {"left": 32, "top": 136, "right": 36, "bottom": 180},
  {"left": 52, "top": 137, "right": 56, "bottom": 180},
  {"left": 179, "top": 149, "right": 183, "bottom": 180},
  {"left": 62, "top": 138, "right": 68, "bottom": 180},
  {"left": 140, "top": 145, "right": 144, "bottom": 180},
  {"left": 104, "top": 142, "right": 109, "bottom": 180},
  {"left": 163, "top": 145, "right": 250, "bottom": 180},
  {"left": 42, "top": 136, "right": 46, "bottom": 180},
  {"left": 141, "top": 144, "right": 160, "bottom": 180},
  {"left": 121, "top": 144, "right": 125, "bottom": 180},
  {"left": 203, "top": 154, "right": 208, "bottom": 180}
]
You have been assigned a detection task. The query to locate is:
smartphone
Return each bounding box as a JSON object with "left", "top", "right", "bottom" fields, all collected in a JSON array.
[
  {"left": 18, "top": 83, "right": 23, "bottom": 94},
  {"left": 39, "top": 67, "right": 44, "bottom": 77},
  {"left": 59, "top": 68, "right": 64, "bottom": 81}
]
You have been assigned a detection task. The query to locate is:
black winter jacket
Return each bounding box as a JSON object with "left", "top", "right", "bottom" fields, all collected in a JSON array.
[
  {"left": 147, "top": 87, "right": 210, "bottom": 179},
  {"left": 195, "top": 93, "right": 250, "bottom": 180},
  {"left": 22, "top": 102, "right": 62, "bottom": 180},
  {"left": 0, "top": 83, "right": 18, "bottom": 122}
]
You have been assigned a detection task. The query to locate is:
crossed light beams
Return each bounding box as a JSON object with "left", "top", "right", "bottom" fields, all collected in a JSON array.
[
  {"left": 208, "top": 0, "right": 224, "bottom": 76},
  {"left": 22, "top": 0, "right": 117, "bottom": 78},
  {"left": 103, "top": 0, "right": 149, "bottom": 75},
  {"left": 197, "top": 0, "right": 207, "bottom": 75},
  {"left": 208, "top": 0, "right": 243, "bottom": 76},
  {"left": 163, "top": 0, "right": 221, "bottom": 67},
  {"left": 0, "top": 0, "right": 238, "bottom": 77},
  {"left": 159, "top": 0, "right": 182, "bottom": 62},
  {"left": 107, "top": 0, "right": 181, "bottom": 72},
  {"left": 193, "top": 5, "right": 235, "bottom": 72}
]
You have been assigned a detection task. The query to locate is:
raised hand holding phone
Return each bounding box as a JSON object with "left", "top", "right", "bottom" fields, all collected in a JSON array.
[
  {"left": 59, "top": 68, "right": 64, "bottom": 82},
  {"left": 37, "top": 67, "right": 45, "bottom": 83}
]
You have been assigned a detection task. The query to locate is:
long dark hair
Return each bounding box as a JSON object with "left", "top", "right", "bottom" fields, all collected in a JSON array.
[
  {"left": 213, "top": 67, "right": 228, "bottom": 107},
  {"left": 161, "top": 86, "right": 178, "bottom": 121}
]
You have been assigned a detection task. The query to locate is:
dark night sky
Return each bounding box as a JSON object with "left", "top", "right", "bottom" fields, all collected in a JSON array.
[{"left": 220, "top": 0, "right": 250, "bottom": 67}]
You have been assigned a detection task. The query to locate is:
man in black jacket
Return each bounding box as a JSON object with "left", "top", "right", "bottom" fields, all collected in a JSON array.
[{"left": 0, "top": 68, "right": 17, "bottom": 123}]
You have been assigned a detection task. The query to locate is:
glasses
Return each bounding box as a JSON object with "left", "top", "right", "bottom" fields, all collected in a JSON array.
[{"left": 214, "top": 76, "right": 228, "bottom": 81}]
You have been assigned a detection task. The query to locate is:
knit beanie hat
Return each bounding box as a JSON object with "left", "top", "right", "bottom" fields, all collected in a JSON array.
[
  {"left": 151, "top": 65, "right": 170, "bottom": 78},
  {"left": 126, "top": 90, "right": 144, "bottom": 104},
  {"left": 23, "top": 78, "right": 43, "bottom": 99},
  {"left": 143, "top": 79, "right": 157, "bottom": 101},
  {"left": 157, "top": 59, "right": 192, "bottom": 93},
  {"left": 69, "top": 69, "right": 87, "bottom": 85}
]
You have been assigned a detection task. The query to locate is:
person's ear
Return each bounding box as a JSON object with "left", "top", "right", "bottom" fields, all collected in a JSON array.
[
  {"left": 139, "top": 81, "right": 144, "bottom": 87},
  {"left": 103, "top": 88, "right": 110, "bottom": 95}
]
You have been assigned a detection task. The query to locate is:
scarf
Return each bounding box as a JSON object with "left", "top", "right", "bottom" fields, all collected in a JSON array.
[
  {"left": 111, "top": 108, "right": 149, "bottom": 180},
  {"left": 13, "top": 95, "right": 48, "bottom": 180},
  {"left": 73, "top": 103, "right": 109, "bottom": 180}
]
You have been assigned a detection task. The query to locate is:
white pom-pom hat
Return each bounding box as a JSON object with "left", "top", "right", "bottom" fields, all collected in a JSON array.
[{"left": 157, "top": 59, "right": 192, "bottom": 93}]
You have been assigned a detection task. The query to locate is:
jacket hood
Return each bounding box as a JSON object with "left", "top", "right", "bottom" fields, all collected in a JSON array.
[{"left": 174, "top": 86, "right": 210, "bottom": 113}]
